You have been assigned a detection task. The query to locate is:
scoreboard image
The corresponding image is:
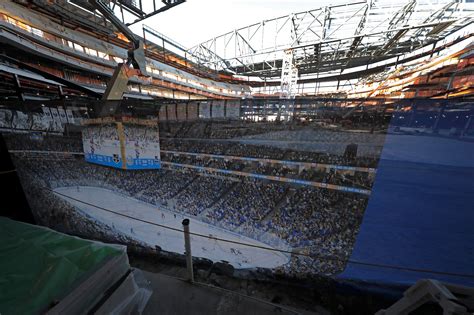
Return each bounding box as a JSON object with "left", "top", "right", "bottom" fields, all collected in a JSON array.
[{"left": 82, "top": 116, "right": 160, "bottom": 170}]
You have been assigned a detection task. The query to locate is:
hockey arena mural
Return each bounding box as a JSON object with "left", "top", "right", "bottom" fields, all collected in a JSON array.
[
  {"left": 2, "top": 99, "right": 473, "bottom": 285},
  {"left": 82, "top": 117, "right": 161, "bottom": 170}
]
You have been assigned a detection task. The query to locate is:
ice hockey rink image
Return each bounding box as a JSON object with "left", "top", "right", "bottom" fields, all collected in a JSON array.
[{"left": 54, "top": 186, "right": 290, "bottom": 269}]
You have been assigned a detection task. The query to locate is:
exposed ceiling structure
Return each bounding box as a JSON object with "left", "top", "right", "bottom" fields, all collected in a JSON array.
[
  {"left": 187, "top": 0, "right": 474, "bottom": 80},
  {"left": 12, "top": 0, "right": 185, "bottom": 36},
  {"left": 71, "top": 0, "right": 186, "bottom": 25}
]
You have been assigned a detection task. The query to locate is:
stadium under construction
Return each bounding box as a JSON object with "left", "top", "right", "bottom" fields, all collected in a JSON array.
[{"left": 0, "top": 0, "right": 473, "bottom": 314}]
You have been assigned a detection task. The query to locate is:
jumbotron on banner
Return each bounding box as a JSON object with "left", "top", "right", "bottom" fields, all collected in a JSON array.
[{"left": 82, "top": 116, "right": 161, "bottom": 170}]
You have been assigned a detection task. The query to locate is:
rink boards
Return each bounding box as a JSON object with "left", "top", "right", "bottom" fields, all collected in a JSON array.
[{"left": 54, "top": 186, "right": 290, "bottom": 269}]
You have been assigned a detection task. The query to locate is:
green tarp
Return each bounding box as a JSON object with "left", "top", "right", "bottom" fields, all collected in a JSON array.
[{"left": 0, "top": 217, "right": 124, "bottom": 315}]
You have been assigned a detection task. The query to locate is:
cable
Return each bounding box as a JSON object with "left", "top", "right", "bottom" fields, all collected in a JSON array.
[
  {"left": 0, "top": 169, "right": 16, "bottom": 175},
  {"left": 345, "top": 260, "right": 474, "bottom": 279},
  {"left": 48, "top": 187, "right": 299, "bottom": 255},
  {"left": 45, "top": 186, "right": 474, "bottom": 280}
]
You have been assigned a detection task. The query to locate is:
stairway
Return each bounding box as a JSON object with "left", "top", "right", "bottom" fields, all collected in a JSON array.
[
  {"left": 170, "top": 175, "right": 199, "bottom": 199},
  {"left": 261, "top": 187, "right": 297, "bottom": 223},
  {"left": 199, "top": 181, "right": 241, "bottom": 219}
]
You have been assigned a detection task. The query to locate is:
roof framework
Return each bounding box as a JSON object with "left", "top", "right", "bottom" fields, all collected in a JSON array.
[
  {"left": 188, "top": 0, "right": 474, "bottom": 79},
  {"left": 71, "top": 0, "right": 186, "bottom": 25},
  {"left": 16, "top": 0, "right": 185, "bottom": 35}
]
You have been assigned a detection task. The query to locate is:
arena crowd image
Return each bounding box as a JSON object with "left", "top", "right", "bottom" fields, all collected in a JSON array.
[
  {"left": 1, "top": 0, "right": 473, "bottom": 313},
  {"left": 3, "top": 111, "right": 381, "bottom": 277}
]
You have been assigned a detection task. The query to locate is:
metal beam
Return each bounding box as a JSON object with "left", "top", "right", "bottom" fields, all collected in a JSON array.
[
  {"left": 13, "top": 74, "right": 25, "bottom": 102},
  {"left": 372, "top": 0, "right": 416, "bottom": 56},
  {"left": 127, "top": 0, "right": 186, "bottom": 26},
  {"left": 186, "top": 0, "right": 472, "bottom": 78},
  {"left": 0, "top": 54, "right": 101, "bottom": 98}
]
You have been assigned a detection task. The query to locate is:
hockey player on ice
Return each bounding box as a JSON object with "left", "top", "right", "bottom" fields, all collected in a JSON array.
[{"left": 135, "top": 141, "right": 140, "bottom": 159}]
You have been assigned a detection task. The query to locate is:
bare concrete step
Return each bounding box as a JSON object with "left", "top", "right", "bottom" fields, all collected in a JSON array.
[{"left": 142, "top": 271, "right": 328, "bottom": 315}]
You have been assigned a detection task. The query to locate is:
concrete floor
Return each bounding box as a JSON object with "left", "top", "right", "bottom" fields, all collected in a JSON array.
[{"left": 142, "top": 271, "right": 328, "bottom": 315}]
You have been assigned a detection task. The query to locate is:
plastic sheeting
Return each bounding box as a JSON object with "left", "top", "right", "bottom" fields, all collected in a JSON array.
[
  {"left": 199, "top": 102, "right": 211, "bottom": 119},
  {"left": 177, "top": 103, "right": 187, "bottom": 121},
  {"left": 96, "top": 269, "right": 153, "bottom": 315},
  {"left": 167, "top": 104, "right": 177, "bottom": 121},
  {"left": 226, "top": 100, "right": 240, "bottom": 119},
  {"left": 212, "top": 100, "right": 225, "bottom": 118},
  {"left": 341, "top": 131, "right": 474, "bottom": 287},
  {"left": 0, "top": 217, "right": 124, "bottom": 315}
]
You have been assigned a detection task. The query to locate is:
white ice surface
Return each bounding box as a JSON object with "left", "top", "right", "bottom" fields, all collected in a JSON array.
[{"left": 54, "top": 186, "right": 289, "bottom": 269}]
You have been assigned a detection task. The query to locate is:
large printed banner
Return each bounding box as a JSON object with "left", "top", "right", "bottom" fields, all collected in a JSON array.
[
  {"left": 155, "top": 100, "right": 241, "bottom": 121},
  {"left": 187, "top": 103, "right": 198, "bottom": 120},
  {"left": 167, "top": 104, "right": 177, "bottom": 121},
  {"left": 226, "top": 100, "right": 240, "bottom": 119},
  {"left": 123, "top": 124, "right": 161, "bottom": 170},
  {"left": 82, "top": 124, "right": 122, "bottom": 168},
  {"left": 82, "top": 119, "right": 160, "bottom": 170},
  {"left": 199, "top": 101, "right": 211, "bottom": 119},
  {"left": 159, "top": 105, "right": 167, "bottom": 121},
  {"left": 0, "top": 107, "right": 73, "bottom": 132},
  {"left": 177, "top": 103, "right": 187, "bottom": 121},
  {"left": 212, "top": 100, "right": 225, "bottom": 118}
]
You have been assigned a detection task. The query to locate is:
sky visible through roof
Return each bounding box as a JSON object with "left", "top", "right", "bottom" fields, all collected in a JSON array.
[{"left": 130, "top": 0, "right": 344, "bottom": 49}]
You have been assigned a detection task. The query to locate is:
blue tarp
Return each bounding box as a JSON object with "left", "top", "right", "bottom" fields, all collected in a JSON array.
[{"left": 341, "top": 132, "right": 474, "bottom": 287}]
